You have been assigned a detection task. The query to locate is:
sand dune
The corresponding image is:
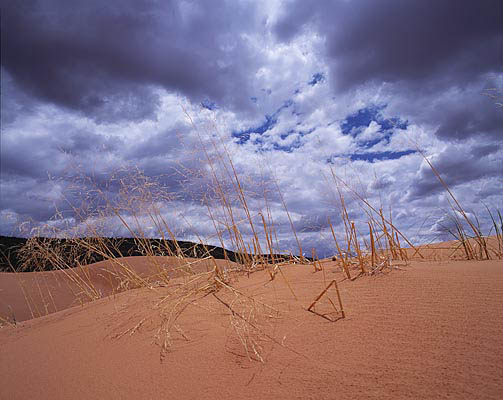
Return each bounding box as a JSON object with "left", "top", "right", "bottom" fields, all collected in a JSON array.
[
  {"left": 1, "top": 257, "right": 502, "bottom": 399},
  {"left": 0, "top": 256, "right": 237, "bottom": 323},
  {"left": 404, "top": 235, "right": 502, "bottom": 261}
]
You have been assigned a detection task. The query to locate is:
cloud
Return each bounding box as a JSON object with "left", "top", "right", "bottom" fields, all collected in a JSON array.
[
  {"left": 275, "top": 0, "right": 501, "bottom": 91},
  {"left": 1, "top": 0, "right": 264, "bottom": 122},
  {"left": 274, "top": 0, "right": 503, "bottom": 143},
  {"left": 0, "top": 123, "right": 124, "bottom": 181},
  {"left": 433, "top": 91, "right": 503, "bottom": 141},
  {"left": 408, "top": 143, "right": 503, "bottom": 199},
  {"left": 369, "top": 174, "right": 396, "bottom": 191},
  {"left": 0, "top": 176, "right": 65, "bottom": 232}
]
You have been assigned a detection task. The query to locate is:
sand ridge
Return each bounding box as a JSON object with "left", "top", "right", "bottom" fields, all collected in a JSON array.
[{"left": 0, "top": 256, "right": 238, "bottom": 323}]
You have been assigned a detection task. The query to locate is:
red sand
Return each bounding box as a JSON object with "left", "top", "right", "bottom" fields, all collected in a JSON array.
[
  {"left": 1, "top": 258, "right": 502, "bottom": 399},
  {"left": 0, "top": 256, "right": 237, "bottom": 322}
]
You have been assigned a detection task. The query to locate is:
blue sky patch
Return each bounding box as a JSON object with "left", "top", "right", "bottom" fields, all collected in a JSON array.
[
  {"left": 201, "top": 99, "right": 217, "bottom": 110},
  {"left": 326, "top": 150, "right": 416, "bottom": 164},
  {"left": 280, "top": 130, "right": 295, "bottom": 140},
  {"left": 271, "top": 140, "right": 303, "bottom": 153},
  {"left": 380, "top": 117, "right": 408, "bottom": 131},
  {"left": 340, "top": 105, "right": 408, "bottom": 149},
  {"left": 232, "top": 100, "right": 294, "bottom": 144},
  {"left": 341, "top": 105, "right": 384, "bottom": 135},
  {"left": 232, "top": 114, "right": 277, "bottom": 144},
  {"left": 308, "top": 73, "right": 324, "bottom": 86},
  {"left": 349, "top": 150, "right": 416, "bottom": 163}
]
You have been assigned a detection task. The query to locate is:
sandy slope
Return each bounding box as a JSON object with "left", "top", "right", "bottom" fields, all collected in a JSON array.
[
  {"left": 404, "top": 235, "right": 502, "bottom": 261},
  {"left": 1, "top": 258, "right": 502, "bottom": 399},
  {"left": 0, "top": 256, "right": 237, "bottom": 323}
]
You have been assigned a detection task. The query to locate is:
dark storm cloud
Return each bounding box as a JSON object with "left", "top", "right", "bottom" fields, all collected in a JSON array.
[
  {"left": 408, "top": 144, "right": 503, "bottom": 199},
  {"left": 0, "top": 178, "right": 59, "bottom": 223},
  {"left": 0, "top": 128, "right": 122, "bottom": 180},
  {"left": 0, "top": 69, "right": 41, "bottom": 125},
  {"left": 275, "top": 0, "right": 501, "bottom": 91},
  {"left": 432, "top": 93, "right": 503, "bottom": 141},
  {"left": 60, "top": 129, "right": 122, "bottom": 155},
  {"left": 128, "top": 123, "right": 190, "bottom": 160},
  {"left": 0, "top": 122, "right": 129, "bottom": 228},
  {"left": 1, "top": 0, "right": 262, "bottom": 123},
  {"left": 1, "top": 135, "right": 67, "bottom": 180}
]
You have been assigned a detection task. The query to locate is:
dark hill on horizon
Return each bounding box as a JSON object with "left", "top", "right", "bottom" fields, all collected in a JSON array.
[{"left": 0, "top": 236, "right": 302, "bottom": 272}]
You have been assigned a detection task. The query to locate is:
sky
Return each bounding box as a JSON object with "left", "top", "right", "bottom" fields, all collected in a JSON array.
[{"left": 1, "top": 0, "right": 502, "bottom": 257}]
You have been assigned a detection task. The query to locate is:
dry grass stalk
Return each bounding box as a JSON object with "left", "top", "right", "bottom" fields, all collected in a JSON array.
[
  {"left": 350, "top": 221, "right": 366, "bottom": 274},
  {"left": 307, "top": 279, "right": 345, "bottom": 321},
  {"left": 328, "top": 218, "right": 351, "bottom": 279},
  {"left": 217, "top": 292, "right": 266, "bottom": 363},
  {"left": 153, "top": 268, "right": 224, "bottom": 361},
  {"left": 311, "top": 248, "right": 323, "bottom": 273},
  {"left": 415, "top": 146, "right": 491, "bottom": 260},
  {"left": 276, "top": 265, "right": 299, "bottom": 301},
  {"left": 329, "top": 167, "right": 423, "bottom": 259},
  {"left": 369, "top": 222, "right": 376, "bottom": 268},
  {"left": 112, "top": 316, "right": 148, "bottom": 339},
  {"left": 212, "top": 287, "right": 304, "bottom": 362},
  {"left": 0, "top": 314, "right": 16, "bottom": 328},
  {"left": 271, "top": 173, "right": 305, "bottom": 263},
  {"left": 488, "top": 208, "right": 503, "bottom": 258}
]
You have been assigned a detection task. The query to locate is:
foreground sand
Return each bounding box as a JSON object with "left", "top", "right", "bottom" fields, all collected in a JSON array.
[{"left": 1, "top": 258, "right": 502, "bottom": 399}]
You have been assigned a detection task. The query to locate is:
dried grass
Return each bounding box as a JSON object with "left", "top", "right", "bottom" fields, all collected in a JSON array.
[{"left": 6, "top": 108, "right": 500, "bottom": 364}]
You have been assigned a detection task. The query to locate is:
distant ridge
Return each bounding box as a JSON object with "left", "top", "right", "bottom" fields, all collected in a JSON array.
[{"left": 0, "top": 236, "right": 303, "bottom": 272}]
